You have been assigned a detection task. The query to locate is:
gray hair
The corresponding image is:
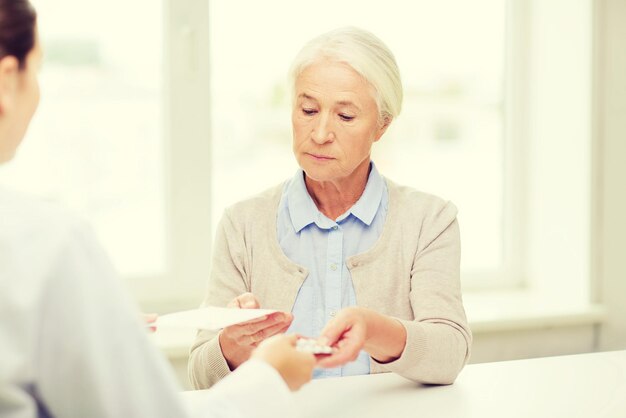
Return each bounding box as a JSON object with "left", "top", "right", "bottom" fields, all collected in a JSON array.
[{"left": 288, "top": 26, "right": 403, "bottom": 122}]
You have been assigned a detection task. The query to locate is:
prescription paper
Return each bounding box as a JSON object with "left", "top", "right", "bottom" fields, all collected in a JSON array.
[{"left": 156, "top": 306, "right": 278, "bottom": 330}]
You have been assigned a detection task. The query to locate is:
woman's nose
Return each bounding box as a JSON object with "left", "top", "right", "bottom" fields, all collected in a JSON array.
[{"left": 311, "top": 114, "right": 334, "bottom": 144}]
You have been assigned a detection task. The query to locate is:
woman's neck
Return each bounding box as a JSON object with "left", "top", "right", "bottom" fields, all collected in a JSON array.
[{"left": 304, "top": 160, "right": 371, "bottom": 220}]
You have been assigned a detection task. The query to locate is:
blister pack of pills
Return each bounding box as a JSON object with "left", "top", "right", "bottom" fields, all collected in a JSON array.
[{"left": 295, "top": 338, "right": 335, "bottom": 354}]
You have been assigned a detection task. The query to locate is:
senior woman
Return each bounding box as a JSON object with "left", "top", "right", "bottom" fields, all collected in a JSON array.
[{"left": 189, "top": 27, "right": 472, "bottom": 388}]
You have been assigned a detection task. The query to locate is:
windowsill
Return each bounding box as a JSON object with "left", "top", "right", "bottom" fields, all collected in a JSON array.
[
  {"left": 464, "top": 289, "right": 606, "bottom": 334},
  {"left": 152, "top": 289, "right": 607, "bottom": 360}
]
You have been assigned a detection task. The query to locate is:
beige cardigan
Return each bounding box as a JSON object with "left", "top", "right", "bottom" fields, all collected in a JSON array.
[{"left": 188, "top": 179, "right": 472, "bottom": 389}]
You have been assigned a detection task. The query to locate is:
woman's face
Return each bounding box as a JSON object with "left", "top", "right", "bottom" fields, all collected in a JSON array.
[
  {"left": 0, "top": 32, "right": 42, "bottom": 163},
  {"left": 292, "top": 60, "right": 389, "bottom": 184}
]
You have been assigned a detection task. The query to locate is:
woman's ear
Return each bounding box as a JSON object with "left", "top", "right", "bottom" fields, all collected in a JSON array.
[
  {"left": 374, "top": 115, "right": 393, "bottom": 142},
  {"left": 0, "top": 56, "right": 20, "bottom": 115}
]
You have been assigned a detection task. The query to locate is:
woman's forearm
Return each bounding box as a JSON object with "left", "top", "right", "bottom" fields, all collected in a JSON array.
[{"left": 361, "top": 308, "right": 407, "bottom": 363}]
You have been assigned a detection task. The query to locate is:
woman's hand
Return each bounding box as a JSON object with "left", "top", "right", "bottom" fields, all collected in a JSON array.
[
  {"left": 315, "top": 307, "right": 407, "bottom": 368},
  {"left": 219, "top": 292, "right": 293, "bottom": 370},
  {"left": 314, "top": 307, "right": 367, "bottom": 368},
  {"left": 251, "top": 334, "right": 315, "bottom": 391}
]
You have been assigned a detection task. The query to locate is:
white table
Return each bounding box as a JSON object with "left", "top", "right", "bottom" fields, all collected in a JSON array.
[{"left": 183, "top": 350, "right": 626, "bottom": 418}]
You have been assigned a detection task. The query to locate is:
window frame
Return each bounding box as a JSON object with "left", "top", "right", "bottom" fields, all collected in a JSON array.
[
  {"left": 457, "top": 0, "right": 528, "bottom": 291},
  {"left": 132, "top": 0, "right": 212, "bottom": 311}
]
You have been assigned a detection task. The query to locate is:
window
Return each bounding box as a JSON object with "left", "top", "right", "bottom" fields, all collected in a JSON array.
[
  {"left": 0, "top": 0, "right": 213, "bottom": 308},
  {"left": 0, "top": 0, "right": 166, "bottom": 278}
]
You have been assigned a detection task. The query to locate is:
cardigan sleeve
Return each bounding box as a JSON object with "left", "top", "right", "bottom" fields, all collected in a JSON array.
[
  {"left": 373, "top": 202, "right": 472, "bottom": 384},
  {"left": 188, "top": 209, "right": 251, "bottom": 389}
]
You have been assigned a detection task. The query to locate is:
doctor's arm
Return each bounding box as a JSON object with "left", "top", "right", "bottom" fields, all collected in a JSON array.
[{"left": 36, "top": 222, "right": 309, "bottom": 418}]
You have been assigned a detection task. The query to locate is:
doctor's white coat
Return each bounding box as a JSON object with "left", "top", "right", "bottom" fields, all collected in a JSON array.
[{"left": 0, "top": 188, "right": 292, "bottom": 418}]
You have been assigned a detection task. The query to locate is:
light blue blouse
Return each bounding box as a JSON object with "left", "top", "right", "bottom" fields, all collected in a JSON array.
[{"left": 277, "top": 162, "right": 388, "bottom": 378}]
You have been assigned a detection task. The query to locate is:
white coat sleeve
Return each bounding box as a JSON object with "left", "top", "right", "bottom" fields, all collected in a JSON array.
[{"left": 189, "top": 360, "right": 297, "bottom": 418}]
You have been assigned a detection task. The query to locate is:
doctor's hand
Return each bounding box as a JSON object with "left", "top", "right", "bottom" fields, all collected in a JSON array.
[
  {"left": 252, "top": 334, "right": 315, "bottom": 391},
  {"left": 315, "top": 307, "right": 407, "bottom": 369},
  {"left": 142, "top": 313, "right": 158, "bottom": 333},
  {"left": 219, "top": 292, "right": 293, "bottom": 370}
]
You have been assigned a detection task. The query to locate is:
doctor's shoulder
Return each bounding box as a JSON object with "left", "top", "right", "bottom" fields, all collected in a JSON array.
[{"left": 0, "top": 187, "right": 98, "bottom": 269}]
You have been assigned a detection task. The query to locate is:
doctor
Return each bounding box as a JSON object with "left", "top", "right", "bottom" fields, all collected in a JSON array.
[{"left": 0, "top": 1, "right": 315, "bottom": 417}]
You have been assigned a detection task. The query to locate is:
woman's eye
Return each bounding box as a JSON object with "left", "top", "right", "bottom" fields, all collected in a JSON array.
[
  {"left": 302, "top": 108, "right": 317, "bottom": 116},
  {"left": 339, "top": 114, "right": 355, "bottom": 121}
]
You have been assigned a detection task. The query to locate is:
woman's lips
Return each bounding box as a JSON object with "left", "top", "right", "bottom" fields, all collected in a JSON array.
[{"left": 306, "top": 153, "right": 334, "bottom": 161}]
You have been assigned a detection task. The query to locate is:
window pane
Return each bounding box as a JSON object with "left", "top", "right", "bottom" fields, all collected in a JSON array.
[
  {"left": 0, "top": 0, "right": 166, "bottom": 278},
  {"left": 210, "top": 0, "right": 506, "bottom": 275}
]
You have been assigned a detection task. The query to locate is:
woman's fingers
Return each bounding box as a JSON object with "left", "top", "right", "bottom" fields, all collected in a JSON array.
[
  {"left": 241, "top": 319, "right": 293, "bottom": 345},
  {"left": 227, "top": 292, "right": 260, "bottom": 309},
  {"left": 315, "top": 337, "right": 362, "bottom": 367},
  {"left": 226, "top": 299, "right": 241, "bottom": 309},
  {"left": 236, "top": 292, "right": 260, "bottom": 309},
  {"left": 315, "top": 308, "right": 367, "bottom": 368},
  {"left": 318, "top": 319, "right": 347, "bottom": 347},
  {"left": 224, "top": 312, "right": 292, "bottom": 342}
]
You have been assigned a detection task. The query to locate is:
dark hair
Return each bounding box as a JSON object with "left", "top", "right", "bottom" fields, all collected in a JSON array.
[{"left": 0, "top": 0, "right": 37, "bottom": 69}]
